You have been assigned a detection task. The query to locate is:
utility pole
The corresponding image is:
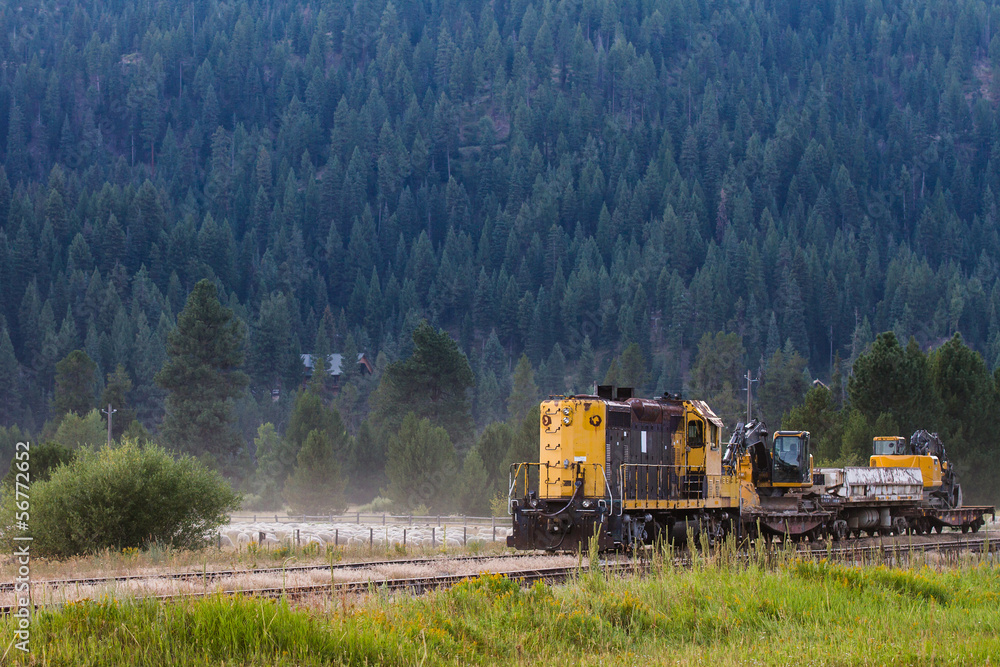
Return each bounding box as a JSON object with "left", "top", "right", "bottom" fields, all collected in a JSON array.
[
  {"left": 742, "top": 370, "right": 758, "bottom": 423},
  {"left": 102, "top": 404, "right": 117, "bottom": 447}
]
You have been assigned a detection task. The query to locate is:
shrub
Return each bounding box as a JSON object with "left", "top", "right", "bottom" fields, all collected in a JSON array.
[
  {"left": 2, "top": 439, "right": 240, "bottom": 556},
  {"left": 52, "top": 409, "right": 106, "bottom": 449},
  {"left": 1, "top": 440, "right": 75, "bottom": 488}
]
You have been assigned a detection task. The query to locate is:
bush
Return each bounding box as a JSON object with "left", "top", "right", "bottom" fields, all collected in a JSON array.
[
  {"left": 1, "top": 439, "right": 241, "bottom": 556},
  {"left": 1, "top": 440, "right": 75, "bottom": 488}
]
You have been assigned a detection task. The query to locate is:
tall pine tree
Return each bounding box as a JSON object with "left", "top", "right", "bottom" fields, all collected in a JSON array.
[{"left": 156, "top": 280, "right": 248, "bottom": 466}]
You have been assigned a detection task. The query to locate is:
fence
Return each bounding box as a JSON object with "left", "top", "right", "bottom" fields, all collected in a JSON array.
[{"left": 228, "top": 513, "right": 503, "bottom": 527}]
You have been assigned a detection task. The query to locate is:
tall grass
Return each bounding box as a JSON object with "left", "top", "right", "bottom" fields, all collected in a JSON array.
[{"left": 3, "top": 540, "right": 998, "bottom": 665}]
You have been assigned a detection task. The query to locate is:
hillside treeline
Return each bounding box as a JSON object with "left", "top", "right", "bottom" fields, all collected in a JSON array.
[{"left": 1, "top": 0, "right": 1000, "bottom": 503}]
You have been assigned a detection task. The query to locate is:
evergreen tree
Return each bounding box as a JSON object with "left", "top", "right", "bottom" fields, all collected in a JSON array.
[
  {"left": 99, "top": 364, "right": 136, "bottom": 441},
  {"left": 507, "top": 354, "right": 539, "bottom": 423},
  {"left": 372, "top": 321, "right": 474, "bottom": 446},
  {"left": 283, "top": 428, "right": 348, "bottom": 514},
  {"left": 351, "top": 419, "right": 387, "bottom": 499},
  {"left": 385, "top": 412, "right": 456, "bottom": 512},
  {"left": 783, "top": 386, "right": 843, "bottom": 463},
  {"left": 54, "top": 350, "right": 97, "bottom": 418},
  {"left": 618, "top": 343, "right": 649, "bottom": 391},
  {"left": 0, "top": 328, "right": 20, "bottom": 424},
  {"left": 759, "top": 340, "right": 809, "bottom": 429},
  {"left": 848, "top": 332, "right": 938, "bottom": 436},
  {"left": 455, "top": 447, "right": 491, "bottom": 515},
  {"left": 250, "top": 422, "right": 285, "bottom": 508},
  {"left": 575, "top": 335, "right": 596, "bottom": 394},
  {"left": 155, "top": 280, "right": 248, "bottom": 465},
  {"left": 246, "top": 292, "right": 299, "bottom": 393}
]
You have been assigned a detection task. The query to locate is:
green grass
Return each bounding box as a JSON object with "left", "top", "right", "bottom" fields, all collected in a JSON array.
[{"left": 3, "top": 547, "right": 999, "bottom": 665}]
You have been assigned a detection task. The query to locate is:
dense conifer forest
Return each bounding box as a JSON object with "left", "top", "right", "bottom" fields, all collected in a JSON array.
[{"left": 2, "top": 0, "right": 1000, "bottom": 505}]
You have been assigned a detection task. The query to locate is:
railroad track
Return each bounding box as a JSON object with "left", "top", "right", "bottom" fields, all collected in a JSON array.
[
  {"left": 1, "top": 535, "right": 994, "bottom": 615},
  {"left": 0, "top": 552, "right": 545, "bottom": 594},
  {"left": 798, "top": 535, "right": 998, "bottom": 559}
]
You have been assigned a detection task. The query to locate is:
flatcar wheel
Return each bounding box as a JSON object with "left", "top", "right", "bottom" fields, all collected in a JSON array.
[
  {"left": 892, "top": 518, "right": 908, "bottom": 536},
  {"left": 971, "top": 521, "right": 981, "bottom": 533},
  {"left": 934, "top": 525, "right": 943, "bottom": 534},
  {"left": 962, "top": 524, "right": 969, "bottom": 534},
  {"left": 831, "top": 520, "right": 848, "bottom": 541}
]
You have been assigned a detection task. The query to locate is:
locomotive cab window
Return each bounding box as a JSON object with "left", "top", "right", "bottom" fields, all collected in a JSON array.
[{"left": 687, "top": 419, "right": 704, "bottom": 448}]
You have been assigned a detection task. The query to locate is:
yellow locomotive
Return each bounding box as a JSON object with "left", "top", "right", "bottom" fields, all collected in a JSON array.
[{"left": 508, "top": 387, "right": 992, "bottom": 551}]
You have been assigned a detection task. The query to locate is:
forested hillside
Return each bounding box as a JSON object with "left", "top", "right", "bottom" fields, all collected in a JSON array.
[{"left": 1, "top": 0, "right": 1000, "bottom": 501}]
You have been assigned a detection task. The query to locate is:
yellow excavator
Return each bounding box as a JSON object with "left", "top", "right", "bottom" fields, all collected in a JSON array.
[{"left": 870, "top": 431, "right": 961, "bottom": 508}]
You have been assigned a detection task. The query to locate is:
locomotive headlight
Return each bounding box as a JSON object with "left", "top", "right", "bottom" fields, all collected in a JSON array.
[
  {"left": 530, "top": 498, "right": 539, "bottom": 508},
  {"left": 563, "top": 407, "right": 571, "bottom": 415},
  {"left": 563, "top": 417, "right": 571, "bottom": 425},
  {"left": 582, "top": 500, "right": 593, "bottom": 509}
]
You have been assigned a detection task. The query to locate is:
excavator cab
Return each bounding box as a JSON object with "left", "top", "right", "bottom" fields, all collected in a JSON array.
[
  {"left": 873, "top": 436, "right": 907, "bottom": 456},
  {"left": 769, "top": 431, "right": 812, "bottom": 487}
]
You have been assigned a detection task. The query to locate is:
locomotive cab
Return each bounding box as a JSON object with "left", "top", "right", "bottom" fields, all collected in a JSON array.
[{"left": 766, "top": 431, "right": 813, "bottom": 487}]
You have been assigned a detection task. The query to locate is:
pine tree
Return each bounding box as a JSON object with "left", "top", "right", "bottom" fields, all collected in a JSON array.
[
  {"left": 246, "top": 292, "right": 299, "bottom": 393},
  {"left": 283, "top": 428, "right": 348, "bottom": 514},
  {"left": 250, "top": 422, "right": 285, "bottom": 508},
  {"left": 155, "top": 279, "right": 248, "bottom": 465},
  {"left": 54, "top": 350, "right": 97, "bottom": 418},
  {"left": 507, "top": 354, "right": 539, "bottom": 423},
  {"left": 99, "top": 364, "right": 136, "bottom": 441},
  {"left": 455, "top": 447, "right": 490, "bottom": 515},
  {"left": 575, "top": 336, "right": 596, "bottom": 394},
  {"left": 0, "top": 327, "right": 20, "bottom": 424},
  {"left": 475, "top": 421, "right": 516, "bottom": 495},
  {"left": 385, "top": 412, "right": 456, "bottom": 512},
  {"left": 372, "top": 321, "right": 474, "bottom": 446},
  {"left": 848, "top": 332, "right": 938, "bottom": 436}
]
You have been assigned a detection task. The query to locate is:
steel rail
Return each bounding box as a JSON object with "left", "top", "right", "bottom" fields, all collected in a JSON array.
[
  {"left": 1, "top": 535, "right": 994, "bottom": 616},
  {"left": 0, "top": 552, "right": 546, "bottom": 593}
]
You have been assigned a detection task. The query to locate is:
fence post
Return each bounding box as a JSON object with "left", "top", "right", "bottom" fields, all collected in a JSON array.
[
  {"left": 432, "top": 526, "right": 436, "bottom": 547},
  {"left": 258, "top": 531, "right": 265, "bottom": 544},
  {"left": 403, "top": 529, "right": 407, "bottom": 546},
  {"left": 275, "top": 514, "right": 278, "bottom": 523},
  {"left": 369, "top": 527, "right": 373, "bottom": 548},
  {"left": 253, "top": 515, "right": 256, "bottom": 523},
  {"left": 217, "top": 532, "right": 221, "bottom": 549},
  {"left": 335, "top": 529, "right": 338, "bottom": 546},
  {"left": 463, "top": 526, "right": 467, "bottom": 545},
  {"left": 295, "top": 529, "right": 300, "bottom": 546},
  {"left": 357, "top": 511, "right": 361, "bottom": 524}
]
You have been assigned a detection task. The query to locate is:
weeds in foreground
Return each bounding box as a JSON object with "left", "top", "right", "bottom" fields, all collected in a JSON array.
[{"left": 2, "top": 538, "right": 997, "bottom": 666}]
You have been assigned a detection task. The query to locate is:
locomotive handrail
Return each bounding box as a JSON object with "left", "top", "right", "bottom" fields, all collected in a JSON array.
[
  {"left": 507, "top": 462, "right": 613, "bottom": 515},
  {"left": 618, "top": 463, "right": 735, "bottom": 504}
]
